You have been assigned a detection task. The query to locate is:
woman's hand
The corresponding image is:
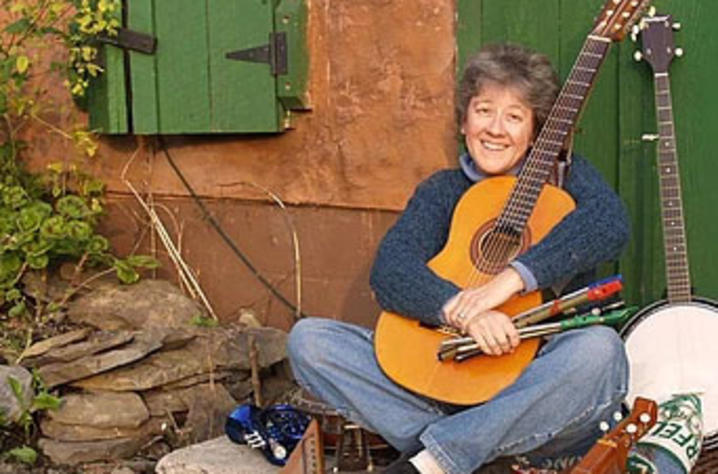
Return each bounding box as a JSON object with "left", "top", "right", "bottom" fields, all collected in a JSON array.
[
  {"left": 442, "top": 267, "right": 525, "bottom": 328},
  {"left": 463, "top": 310, "right": 520, "bottom": 356},
  {"left": 442, "top": 267, "right": 525, "bottom": 356}
]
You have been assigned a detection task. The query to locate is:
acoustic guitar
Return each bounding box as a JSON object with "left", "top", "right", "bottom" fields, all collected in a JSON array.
[
  {"left": 374, "top": 0, "right": 651, "bottom": 405},
  {"left": 619, "top": 12, "right": 718, "bottom": 452}
]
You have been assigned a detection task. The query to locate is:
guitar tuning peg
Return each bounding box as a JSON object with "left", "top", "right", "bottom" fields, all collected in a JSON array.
[
  {"left": 626, "top": 423, "right": 638, "bottom": 434},
  {"left": 642, "top": 133, "right": 660, "bottom": 142},
  {"left": 648, "top": 6, "right": 657, "bottom": 17},
  {"left": 599, "top": 421, "right": 610, "bottom": 433},
  {"left": 672, "top": 22, "right": 682, "bottom": 31},
  {"left": 639, "top": 413, "right": 652, "bottom": 424},
  {"left": 630, "top": 24, "right": 640, "bottom": 42},
  {"left": 633, "top": 50, "right": 643, "bottom": 62},
  {"left": 675, "top": 47, "right": 684, "bottom": 58},
  {"left": 613, "top": 411, "right": 623, "bottom": 422}
]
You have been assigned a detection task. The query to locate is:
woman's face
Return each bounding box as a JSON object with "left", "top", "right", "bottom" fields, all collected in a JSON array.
[{"left": 462, "top": 83, "right": 535, "bottom": 175}]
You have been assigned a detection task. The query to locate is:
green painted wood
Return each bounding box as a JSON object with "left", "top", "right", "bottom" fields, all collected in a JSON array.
[
  {"left": 619, "top": 1, "right": 718, "bottom": 305},
  {"left": 127, "top": 0, "right": 158, "bottom": 134},
  {"left": 153, "top": 0, "right": 211, "bottom": 133},
  {"left": 479, "top": 0, "right": 561, "bottom": 65},
  {"left": 207, "top": 0, "right": 280, "bottom": 132},
  {"left": 456, "top": 0, "right": 482, "bottom": 75},
  {"left": 559, "top": 0, "right": 621, "bottom": 280},
  {"left": 276, "top": 0, "right": 310, "bottom": 110},
  {"left": 87, "top": 5, "right": 127, "bottom": 134},
  {"left": 558, "top": 0, "right": 619, "bottom": 184}
]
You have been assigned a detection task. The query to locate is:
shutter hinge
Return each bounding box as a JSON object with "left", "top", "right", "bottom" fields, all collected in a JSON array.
[
  {"left": 225, "top": 32, "right": 287, "bottom": 76},
  {"left": 97, "top": 27, "right": 157, "bottom": 55}
]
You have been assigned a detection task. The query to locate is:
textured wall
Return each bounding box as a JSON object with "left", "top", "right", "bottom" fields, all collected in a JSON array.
[{"left": 20, "top": 0, "right": 460, "bottom": 325}]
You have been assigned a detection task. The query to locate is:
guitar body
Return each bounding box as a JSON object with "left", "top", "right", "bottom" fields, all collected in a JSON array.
[{"left": 375, "top": 176, "right": 575, "bottom": 405}]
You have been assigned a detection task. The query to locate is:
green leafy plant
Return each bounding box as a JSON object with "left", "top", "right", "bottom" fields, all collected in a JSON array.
[
  {"left": 1, "top": 373, "right": 62, "bottom": 465},
  {"left": 0, "top": 1, "right": 159, "bottom": 319}
]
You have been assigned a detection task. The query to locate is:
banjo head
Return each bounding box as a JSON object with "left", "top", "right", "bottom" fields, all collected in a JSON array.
[{"left": 621, "top": 298, "right": 718, "bottom": 440}]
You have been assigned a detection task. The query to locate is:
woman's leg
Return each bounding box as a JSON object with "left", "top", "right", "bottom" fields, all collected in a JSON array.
[
  {"left": 420, "top": 326, "right": 629, "bottom": 474},
  {"left": 287, "top": 317, "right": 446, "bottom": 452}
]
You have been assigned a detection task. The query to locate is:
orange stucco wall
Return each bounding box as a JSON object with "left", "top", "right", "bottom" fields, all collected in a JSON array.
[{"left": 19, "top": 0, "right": 460, "bottom": 327}]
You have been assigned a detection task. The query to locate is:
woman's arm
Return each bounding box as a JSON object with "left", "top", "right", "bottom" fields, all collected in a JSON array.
[
  {"left": 513, "top": 154, "right": 630, "bottom": 289},
  {"left": 369, "top": 170, "right": 467, "bottom": 326}
]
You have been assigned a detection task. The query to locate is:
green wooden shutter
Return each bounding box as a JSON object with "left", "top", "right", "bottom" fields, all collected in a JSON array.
[
  {"left": 457, "top": 0, "right": 718, "bottom": 305},
  {"left": 87, "top": 0, "right": 308, "bottom": 134},
  {"left": 87, "top": 4, "right": 128, "bottom": 134}
]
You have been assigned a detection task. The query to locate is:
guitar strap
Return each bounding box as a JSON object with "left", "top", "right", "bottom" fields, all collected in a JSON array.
[{"left": 550, "top": 129, "right": 575, "bottom": 189}]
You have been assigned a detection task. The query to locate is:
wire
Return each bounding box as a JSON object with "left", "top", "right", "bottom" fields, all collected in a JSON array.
[{"left": 157, "top": 137, "right": 308, "bottom": 320}]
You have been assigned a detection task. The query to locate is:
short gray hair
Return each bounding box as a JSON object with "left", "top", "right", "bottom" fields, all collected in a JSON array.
[{"left": 457, "top": 43, "right": 560, "bottom": 134}]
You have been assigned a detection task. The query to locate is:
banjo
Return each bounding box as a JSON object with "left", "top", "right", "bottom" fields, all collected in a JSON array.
[{"left": 620, "top": 13, "right": 718, "bottom": 452}]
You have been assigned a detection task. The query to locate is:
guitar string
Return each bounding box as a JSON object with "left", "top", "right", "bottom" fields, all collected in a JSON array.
[
  {"left": 653, "top": 74, "right": 692, "bottom": 303},
  {"left": 460, "top": 38, "right": 609, "bottom": 297},
  {"left": 460, "top": 38, "right": 600, "bottom": 290}
]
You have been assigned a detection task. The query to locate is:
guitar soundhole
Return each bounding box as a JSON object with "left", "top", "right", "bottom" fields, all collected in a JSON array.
[{"left": 470, "top": 220, "right": 530, "bottom": 274}]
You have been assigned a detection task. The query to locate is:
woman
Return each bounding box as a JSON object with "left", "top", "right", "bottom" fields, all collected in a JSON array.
[{"left": 288, "top": 43, "right": 630, "bottom": 474}]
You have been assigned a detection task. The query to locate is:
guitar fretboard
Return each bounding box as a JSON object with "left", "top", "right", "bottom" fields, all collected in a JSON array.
[
  {"left": 498, "top": 36, "right": 611, "bottom": 231},
  {"left": 653, "top": 73, "right": 692, "bottom": 303}
]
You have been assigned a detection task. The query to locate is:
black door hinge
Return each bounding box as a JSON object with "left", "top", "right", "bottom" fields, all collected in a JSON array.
[
  {"left": 225, "top": 32, "right": 287, "bottom": 76},
  {"left": 97, "top": 27, "right": 157, "bottom": 55}
]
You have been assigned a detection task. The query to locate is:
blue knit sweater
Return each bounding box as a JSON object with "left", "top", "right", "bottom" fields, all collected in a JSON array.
[{"left": 369, "top": 154, "right": 630, "bottom": 327}]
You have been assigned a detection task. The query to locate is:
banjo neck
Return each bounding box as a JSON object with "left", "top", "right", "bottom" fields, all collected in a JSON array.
[
  {"left": 653, "top": 73, "right": 691, "bottom": 303},
  {"left": 641, "top": 14, "right": 692, "bottom": 303}
]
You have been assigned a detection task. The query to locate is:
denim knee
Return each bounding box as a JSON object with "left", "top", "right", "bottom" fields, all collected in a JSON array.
[
  {"left": 287, "top": 317, "right": 331, "bottom": 369},
  {"left": 559, "top": 326, "right": 628, "bottom": 386}
]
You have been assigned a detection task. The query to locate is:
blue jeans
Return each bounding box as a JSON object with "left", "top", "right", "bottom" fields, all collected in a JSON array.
[{"left": 287, "top": 318, "right": 629, "bottom": 474}]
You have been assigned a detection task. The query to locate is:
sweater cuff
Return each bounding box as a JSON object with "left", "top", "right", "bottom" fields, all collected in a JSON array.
[{"left": 509, "top": 260, "right": 538, "bottom": 293}]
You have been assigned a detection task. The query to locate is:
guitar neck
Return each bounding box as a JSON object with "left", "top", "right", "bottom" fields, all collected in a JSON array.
[
  {"left": 652, "top": 73, "right": 692, "bottom": 302},
  {"left": 499, "top": 36, "right": 612, "bottom": 230}
]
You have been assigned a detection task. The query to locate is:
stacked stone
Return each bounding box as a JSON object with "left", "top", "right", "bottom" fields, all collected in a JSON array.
[{"left": 16, "top": 279, "right": 290, "bottom": 466}]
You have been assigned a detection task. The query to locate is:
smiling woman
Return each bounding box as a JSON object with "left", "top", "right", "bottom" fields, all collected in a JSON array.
[
  {"left": 462, "top": 84, "right": 535, "bottom": 175},
  {"left": 287, "top": 42, "right": 631, "bottom": 474}
]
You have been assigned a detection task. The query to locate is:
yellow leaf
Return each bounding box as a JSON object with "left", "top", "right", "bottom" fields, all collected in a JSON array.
[
  {"left": 10, "top": 2, "right": 26, "bottom": 13},
  {"left": 16, "top": 55, "right": 30, "bottom": 74}
]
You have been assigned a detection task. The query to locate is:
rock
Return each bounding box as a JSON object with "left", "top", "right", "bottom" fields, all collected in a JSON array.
[
  {"left": 41, "top": 416, "right": 167, "bottom": 442},
  {"left": 238, "top": 308, "right": 262, "bottom": 328},
  {"left": 71, "top": 339, "right": 212, "bottom": 392},
  {"left": 111, "top": 468, "right": 136, "bottom": 474},
  {"left": 38, "top": 330, "right": 164, "bottom": 388},
  {"left": 19, "top": 328, "right": 91, "bottom": 360},
  {"left": 71, "top": 326, "right": 285, "bottom": 392},
  {"left": 155, "top": 436, "right": 279, "bottom": 474},
  {"left": 161, "top": 371, "right": 232, "bottom": 391},
  {"left": 184, "top": 383, "right": 237, "bottom": 442},
  {"left": 142, "top": 386, "right": 196, "bottom": 417},
  {"left": 49, "top": 392, "right": 149, "bottom": 428},
  {"left": 0, "top": 365, "right": 33, "bottom": 423},
  {"left": 68, "top": 279, "right": 206, "bottom": 331},
  {"left": 25, "top": 331, "right": 135, "bottom": 367},
  {"left": 215, "top": 327, "right": 288, "bottom": 370},
  {"left": 142, "top": 382, "right": 235, "bottom": 417},
  {"left": 39, "top": 436, "right": 149, "bottom": 465}
]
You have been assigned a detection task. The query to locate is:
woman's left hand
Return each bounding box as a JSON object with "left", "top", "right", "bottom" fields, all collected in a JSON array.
[
  {"left": 442, "top": 267, "right": 525, "bottom": 329},
  {"left": 462, "top": 310, "right": 520, "bottom": 356}
]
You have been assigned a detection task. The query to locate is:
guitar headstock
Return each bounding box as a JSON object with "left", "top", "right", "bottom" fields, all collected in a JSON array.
[
  {"left": 569, "top": 397, "right": 657, "bottom": 473},
  {"left": 638, "top": 13, "right": 681, "bottom": 73},
  {"left": 592, "top": 0, "right": 652, "bottom": 42}
]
